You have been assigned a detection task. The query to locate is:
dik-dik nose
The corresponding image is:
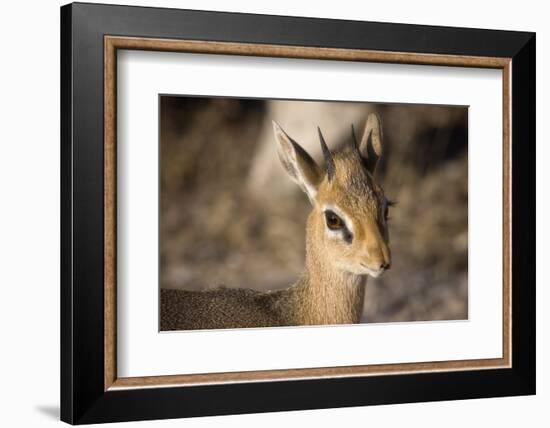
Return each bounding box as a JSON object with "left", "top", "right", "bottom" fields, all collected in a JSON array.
[
  {"left": 363, "top": 221, "right": 391, "bottom": 270},
  {"left": 366, "top": 243, "right": 391, "bottom": 271},
  {"left": 370, "top": 258, "right": 390, "bottom": 271},
  {"left": 380, "top": 247, "right": 391, "bottom": 270},
  {"left": 378, "top": 261, "right": 391, "bottom": 270}
]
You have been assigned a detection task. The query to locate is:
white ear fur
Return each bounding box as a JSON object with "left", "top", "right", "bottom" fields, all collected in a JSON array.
[
  {"left": 272, "top": 120, "right": 321, "bottom": 203},
  {"left": 359, "top": 113, "right": 383, "bottom": 173}
]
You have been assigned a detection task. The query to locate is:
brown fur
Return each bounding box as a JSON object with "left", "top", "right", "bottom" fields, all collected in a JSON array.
[{"left": 161, "top": 115, "right": 390, "bottom": 331}]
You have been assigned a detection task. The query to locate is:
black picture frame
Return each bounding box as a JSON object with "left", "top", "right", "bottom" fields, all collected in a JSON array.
[{"left": 61, "top": 2, "right": 535, "bottom": 424}]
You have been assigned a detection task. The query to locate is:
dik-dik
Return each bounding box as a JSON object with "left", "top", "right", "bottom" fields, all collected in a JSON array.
[{"left": 161, "top": 113, "right": 392, "bottom": 330}]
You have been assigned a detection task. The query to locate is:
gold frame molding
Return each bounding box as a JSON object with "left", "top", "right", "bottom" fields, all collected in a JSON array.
[{"left": 104, "top": 35, "right": 512, "bottom": 391}]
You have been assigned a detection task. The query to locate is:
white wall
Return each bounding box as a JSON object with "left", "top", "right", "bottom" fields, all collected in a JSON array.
[{"left": 0, "top": 0, "right": 546, "bottom": 427}]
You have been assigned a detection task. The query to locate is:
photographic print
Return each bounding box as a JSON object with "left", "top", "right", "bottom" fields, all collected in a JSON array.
[
  {"left": 62, "top": 6, "right": 534, "bottom": 422},
  {"left": 159, "top": 96, "right": 468, "bottom": 331}
]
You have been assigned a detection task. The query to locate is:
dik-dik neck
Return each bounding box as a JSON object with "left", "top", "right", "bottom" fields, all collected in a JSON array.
[{"left": 285, "top": 213, "right": 367, "bottom": 326}]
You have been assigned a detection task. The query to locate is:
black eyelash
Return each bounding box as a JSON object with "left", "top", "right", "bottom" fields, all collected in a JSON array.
[{"left": 384, "top": 199, "right": 396, "bottom": 222}]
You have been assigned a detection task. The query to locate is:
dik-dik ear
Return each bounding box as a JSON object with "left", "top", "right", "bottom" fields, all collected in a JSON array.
[
  {"left": 272, "top": 121, "right": 322, "bottom": 203},
  {"left": 359, "top": 113, "right": 383, "bottom": 173}
]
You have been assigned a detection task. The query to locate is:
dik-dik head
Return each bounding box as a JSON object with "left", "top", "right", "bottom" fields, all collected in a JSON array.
[{"left": 273, "top": 113, "right": 392, "bottom": 278}]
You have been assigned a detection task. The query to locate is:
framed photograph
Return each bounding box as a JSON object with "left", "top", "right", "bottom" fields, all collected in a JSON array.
[{"left": 60, "top": 2, "right": 535, "bottom": 424}]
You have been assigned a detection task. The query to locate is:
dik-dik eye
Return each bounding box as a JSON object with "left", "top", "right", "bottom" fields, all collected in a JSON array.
[{"left": 325, "top": 210, "right": 344, "bottom": 230}]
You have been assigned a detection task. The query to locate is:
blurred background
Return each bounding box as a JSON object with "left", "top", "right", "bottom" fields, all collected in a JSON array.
[{"left": 160, "top": 96, "right": 468, "bottom": 323}]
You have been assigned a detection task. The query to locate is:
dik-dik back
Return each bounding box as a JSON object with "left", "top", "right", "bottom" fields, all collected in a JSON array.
[
  {"left": 161, "top": 288, "right": 283, "bottom": 330},
  {"left": 160, "top": 113, "right": 391, "bottom": 331}
]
